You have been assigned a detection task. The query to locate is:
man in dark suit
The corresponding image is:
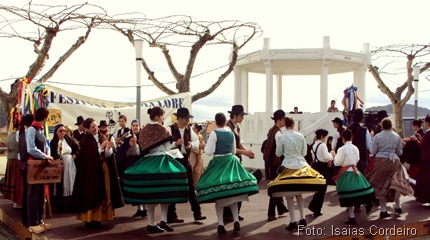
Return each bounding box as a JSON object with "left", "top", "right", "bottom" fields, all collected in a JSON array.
[
  {"left": 167, "top": 108, "right": 206, "bottom": 223},
  {"left": 72, "top": 116, "right": 85, "bottom": 143}
]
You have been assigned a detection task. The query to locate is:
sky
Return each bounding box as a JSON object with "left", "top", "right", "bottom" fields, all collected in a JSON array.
[{"left": 1, "top": 0, "right": 430, "bottom": 121}]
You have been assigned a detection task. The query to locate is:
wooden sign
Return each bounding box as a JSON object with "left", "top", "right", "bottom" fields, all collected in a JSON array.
[
  {"left": 27, "top": 160, "right": 63, "bottom": 184},
  {"left": 47, "top": 109, "right": 62, "bottom": 127}
]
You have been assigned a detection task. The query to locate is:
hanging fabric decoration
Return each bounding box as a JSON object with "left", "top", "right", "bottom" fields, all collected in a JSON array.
[
  {"left": 342, "top": 84, "right": 364, "bottom": 125},
  {"left": 10, "top": 78, "right": 34, "bottom": 131},
  {"left": 32, "top": 84, "right": 51, "bottom": 139}
]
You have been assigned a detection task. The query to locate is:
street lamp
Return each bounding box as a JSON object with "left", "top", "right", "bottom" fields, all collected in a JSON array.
[
  {"left": 413, "top": 66, "right": 420, "bottom": 120},
  {"left": 134, "top": 39, "right": 144, "bottom": 122}
]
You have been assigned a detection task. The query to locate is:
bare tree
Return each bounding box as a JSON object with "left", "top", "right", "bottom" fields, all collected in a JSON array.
[
  {"left": 109, "top": 15, "right": 262, "bottom": 102},
  {"left": 368, "top": 44, "right": 430, "bottom": 137},
  {"left": 0, "top": 2, "right": 129, "bottom": 127}
]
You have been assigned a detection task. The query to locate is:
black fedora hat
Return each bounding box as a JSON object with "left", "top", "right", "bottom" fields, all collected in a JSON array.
[
  {"left": 332, "top": 117, "right": 343, "bottom": 125},
  {"left": 173, "top": 108, "right": 194, "bottom": 118},
  {"left": 75, "top": 116, "right": 84, "bottom": 125},
  {"left": 99, "top": 120, "right": 108, "bottom": 127},
  {"left": 377, "top": 110, "right": 388, "bottom": 122},
  {"left": 271, "top": 110, "right": 286, "bottom": 120},
  {"left": 228, "top": 105, "right": 248, "bottom": 115}
]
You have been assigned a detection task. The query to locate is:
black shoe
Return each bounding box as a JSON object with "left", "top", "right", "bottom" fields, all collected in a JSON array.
[
  {"left": 85, "top": 221, "right": 101, "bottom": 229},
  {"left": 167, "top": 217, "right": 184, "bottom": 224},
  {"left": 365, "top": 202, "right": 373, "bottom": 215},
  {"left": 132, "top": 209, "right": 147, "bottom": 218},
  {"left": 147, "top": 225, "right": 164, "bottom": 233},
  {"left": 278, "top": 207, "right": 289, "bottom": 216},
  {"left": 194, "top": 215, "right": 207, "bottom": 221},
  {"left": 395, "top": 208, "right": 403, "bottom": 214},
  {"left": 159, "top": 221, "right": 174, "bottom": 232},
  {"left": 217, "top": 225, "right": 227, "bottom": 235},
  {"left": 379, "top": 211, "right": 390, "bottom": 219},
  {"left": 308, "top": 207, "right": 322, "bottom": 217},
  {"left": 233, "top": 221, "right": 240, "bottom": 232},
  {"left": 298, "top": 219, "right": 307, "bottom": 227},
  {"left": 285, "top": 222, "right": 298, "bottom": 231},
  {"left": 344, "top": 217, "right": 356, "bottom": 225},
  {"left": 354, "top": 205, "right": 362, "bottom": 213},
  {"left": 238, "top": 215, "right": 244, "bottom": 221}
]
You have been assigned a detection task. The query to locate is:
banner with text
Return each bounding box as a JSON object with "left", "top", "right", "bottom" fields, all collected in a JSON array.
[{"left": 32, "top": 83, "right": 191, "bottom": 133}]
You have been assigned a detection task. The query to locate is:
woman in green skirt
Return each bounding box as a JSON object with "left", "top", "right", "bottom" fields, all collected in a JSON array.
[
  {"left": 333, "top": 129, "right": 375, "bottom": 225},
  {"left": 121, "top": 107, "right": 189, "bottom": 233},
  {"left": 196, "top": 113, "right": 259, "bottom": 235}
]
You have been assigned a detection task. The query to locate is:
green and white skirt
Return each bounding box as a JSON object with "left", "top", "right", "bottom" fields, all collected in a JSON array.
[
  {"left": 121, "top": 154, "right": 188, "bottom": 204},
  {"left": 336, "top": 170, "right": 375, "bottom": 207},
  {"left": 196, "top": 155, "right": 259, "bottom": 204}
]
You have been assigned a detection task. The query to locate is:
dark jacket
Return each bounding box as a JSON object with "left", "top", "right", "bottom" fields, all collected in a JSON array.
[
  {"left": 347, "top": 122, "right": 369, "bottom": 174},
  {"left": 71, "top": 132, "right": 124, "bottom": 213}
]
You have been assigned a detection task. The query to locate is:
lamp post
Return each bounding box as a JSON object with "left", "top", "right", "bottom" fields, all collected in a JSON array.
[
  {"left": 134, "top": 39, "right": 144, "bottom": 122},
  {"left": 413, "top": 66, "right": 420, "bottom": 120}
]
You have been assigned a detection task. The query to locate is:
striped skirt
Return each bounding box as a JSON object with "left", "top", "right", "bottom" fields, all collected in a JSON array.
[
  {"left": 121, "top": 154, "right": 189, "bottom": 204},
  {"left": 336, "top": 170, "right": 375, "bottom": 207},
  {"left": 196, "top": 155, "right": 259, "bottom": 204},
  {"left": 268, "top": 165, "right": 326, "bottom": 197}
]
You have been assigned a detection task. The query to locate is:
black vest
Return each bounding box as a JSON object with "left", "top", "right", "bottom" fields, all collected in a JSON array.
[
  {"left": 169, "top": 123, "right": 191, "bottom": 156},
  {"left": 227, "top": 120, "right": 242, "bottom": 160},
  {"left": 29, "top": 126, "right": 46, "bottom": 159},
  {"left": 347, "top": 122, "right": 369, "bottom": 173}
]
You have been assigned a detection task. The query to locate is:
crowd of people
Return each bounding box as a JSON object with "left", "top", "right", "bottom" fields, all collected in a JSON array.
[{"left": 2, "top": 104, "right": 429, "bottom": 235}]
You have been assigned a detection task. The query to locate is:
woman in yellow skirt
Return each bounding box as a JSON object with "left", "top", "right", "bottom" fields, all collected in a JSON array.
[{"left": 268, "top": 117, "right": 326, "bottom": 231}]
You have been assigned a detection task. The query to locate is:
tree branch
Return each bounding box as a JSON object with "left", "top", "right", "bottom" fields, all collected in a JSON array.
[
  {"left": 368, "top": 65, "right": 395, "bottom": 101},
  {"left": 192, "top": 43, "right": 238, "bottom": 102}
]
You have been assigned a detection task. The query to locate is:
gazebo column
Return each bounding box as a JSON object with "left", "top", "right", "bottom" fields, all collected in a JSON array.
[
  {"left": 276, "top": 75, "right": 283, "bottom": 110},
  {"left": 354, "top": 68, "right": 366, "bottom": 110},
  {"left": 264, "top": 61, "right": 274, "bottom": 114},
  {"left": 234, "top": 67, "right": 249, "bottom": 110},
  {"left": 320, "top": 63, "right": 329, "bottom": 112},
  {"left": 262, "top": 38, "right": 273, "bottom": 114},
  {"left": 320, "top": 36, "right": 331, "bottom": 112},
  {"left": 242, "top": 70, "right": 249, "bottom": 111},
  {"left": 354, "top": 43, "right": 370, "bottom": 110}
]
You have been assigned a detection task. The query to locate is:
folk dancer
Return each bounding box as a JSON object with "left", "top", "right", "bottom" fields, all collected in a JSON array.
[
  {"left": 121, "top": 107, "right": 189, "bottom": 233},
  {"left": 268, "top": 116, "right": 326, "bottom": 231},
  {"left": 196, "top": 113, "right": 259, "bottom": 235},
  {"left": 263, "top": 110, "right": 288, "bottom": 221},
  {"left": 167, "top": 108, "right": 206, "bottom": 223}
]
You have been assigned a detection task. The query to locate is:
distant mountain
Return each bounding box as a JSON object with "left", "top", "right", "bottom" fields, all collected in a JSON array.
[{"left": 366, "top": 104, "right": 430, "bottom": 118}]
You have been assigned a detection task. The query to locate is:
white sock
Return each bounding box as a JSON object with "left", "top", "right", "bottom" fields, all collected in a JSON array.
[
  {"left": 379, "top": 199, "right": 387, "bottom": 212},
  {"left": 394, "top": 192, "right": 401, "bottom": 209},
  {"left": 146, "top": 204, "right": 156, "bottom": 226},
  {"left": 296, "top": 195, "right": 304, "bottom": 220},
  {"left": 160, "top": 204, "right": 168, "bottom": 223},
  {"left": 138, "top": 204, "right": 144, "bottom": 211},
  {"left": 286, "top": 197, "right": 296, "bottom": 223},
  {"left": 215, "top": 202, "right": 224, "bottom": 226},
  {"left": 230, "top": 203, "right": 239, "bottom": 222},
  {"left": 348, "top": 207, "right": 355, "bottom": 218}
]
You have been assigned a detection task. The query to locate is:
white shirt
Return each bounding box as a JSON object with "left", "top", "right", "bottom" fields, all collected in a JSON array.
[
  {"left": 334, "top": 141, "right": 359, "bottom": 169},
  {"left": 331, "top": 131, "right": 340, "bottom": 152},
  {"left": 276, "top": 130, "right": 308, "bottom": 169},
  {"left": 92, "top": 133, "right": 114, "bottom": 157},
  {"left": 167, "top": 125, "right": 199, "bottom": 154},
  {"left": 311, "top": 140, "right": 333, "bottom": 163},
  {"left": 226, "top": 122, "right": 244, "bottom": 145},
  {"left": 204, "top": 127, "right": 236, "bottom": 156}
]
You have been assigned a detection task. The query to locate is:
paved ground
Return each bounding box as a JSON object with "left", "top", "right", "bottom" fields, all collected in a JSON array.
[{"left": 1, "top": 180, "right": 430, "bottom": 240}]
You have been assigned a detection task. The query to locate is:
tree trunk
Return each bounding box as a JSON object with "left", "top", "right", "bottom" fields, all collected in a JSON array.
[
  {"left": 392, "top": 102, "right": 404, "bottom": 138},
  {"left": 0, "top": 80, "right": 20, "bottom": 131}
]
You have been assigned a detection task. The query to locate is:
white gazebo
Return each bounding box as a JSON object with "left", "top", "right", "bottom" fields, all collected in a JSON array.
[{"left": 232, "top": 36, "right": 371, "bottom": 169}]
